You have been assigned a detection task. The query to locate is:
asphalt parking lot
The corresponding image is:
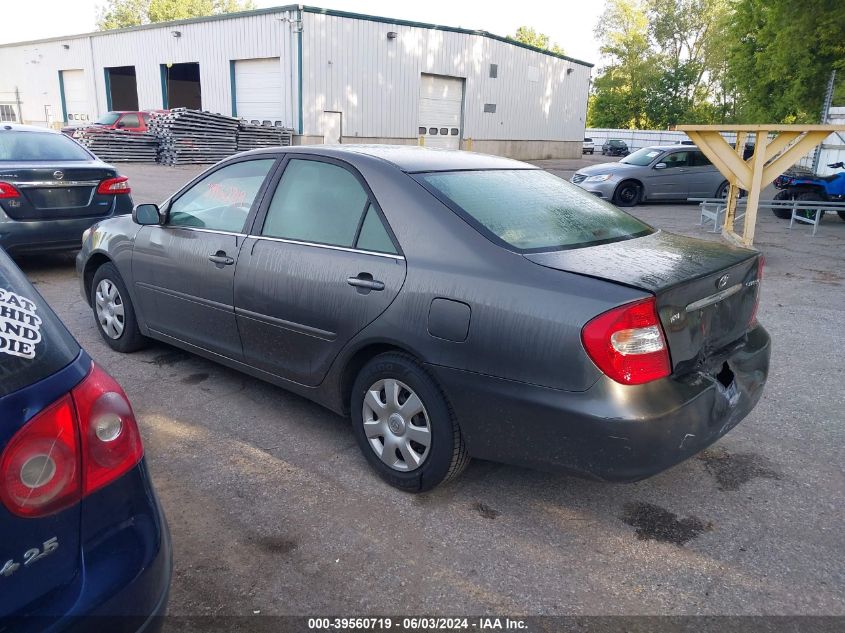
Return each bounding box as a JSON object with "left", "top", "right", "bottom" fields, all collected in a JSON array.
[{"left": 12, "top": 155, "right": 845, "bottom": 620}]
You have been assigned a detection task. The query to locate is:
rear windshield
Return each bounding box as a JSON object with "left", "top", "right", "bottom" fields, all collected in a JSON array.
[
  {"left": 419, "top": 169, "right": 653, "bottom": 252},
  {"left": 621, "top": 148, "right": 663, "bottom": 166},
  {"left": 0, "top": 249, "right": 79, "bottom": 397},
  {"left": 0, "top": 131, "right": 91, "bottom": 161}
]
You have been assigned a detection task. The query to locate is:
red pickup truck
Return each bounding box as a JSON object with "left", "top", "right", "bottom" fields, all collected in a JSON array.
[{"left": 62, "top": 111, "right": 163, "bottom": 136}]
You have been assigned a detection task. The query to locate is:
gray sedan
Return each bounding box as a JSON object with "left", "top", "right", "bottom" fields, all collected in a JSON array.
[
  {"left": 76, "top": 146, "right": 769, "bottom": 492},
  {"left": 571, "top": 145, "right": 729, "bottom": 206}
]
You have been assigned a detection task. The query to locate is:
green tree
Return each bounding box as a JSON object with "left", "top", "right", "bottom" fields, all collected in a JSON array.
[
  {"left": 721, "top": 0, "right": 845, "bottom": 122},
  {"left": 588, "top": 0, "right": 731, "bottom": 128},
  {"left": 96, "top": 0, "right": 256, "bottom": 30},
  {"left": 510, "top": 26, "right": 566, "bottom": 56}
]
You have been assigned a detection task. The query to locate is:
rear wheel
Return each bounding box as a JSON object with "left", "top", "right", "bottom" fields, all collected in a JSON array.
[
  {"left": 91, "top": 263, "right": 148, "bottom": 353},
  {"left": 795, "top": 190, "right": 826, "bottom": 220},
  {"left": 613, "top": 181, "right": 641, "bottom": 207},
  {"left": 350, "top": 352, "right": 469, "bottom": 492}
]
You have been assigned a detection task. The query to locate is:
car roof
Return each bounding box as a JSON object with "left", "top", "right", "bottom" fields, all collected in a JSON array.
[
  {"left": 0, "top": 123, "right": 61, "bottom": 133},
  {"left": 242, "top": 144, "right": 536, "bottom": 173},
  {"left": 641, "top": 144, "right": 699, "bottom": 151}
]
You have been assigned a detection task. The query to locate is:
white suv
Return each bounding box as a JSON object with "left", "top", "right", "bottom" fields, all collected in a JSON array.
[{"left": 582, "top": 138, "right": 595, "bottom": 154}]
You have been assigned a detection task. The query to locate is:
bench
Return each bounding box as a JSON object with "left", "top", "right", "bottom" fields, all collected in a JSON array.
[{"left": 690, "top": 198, "right": 845, "bottom": 236}]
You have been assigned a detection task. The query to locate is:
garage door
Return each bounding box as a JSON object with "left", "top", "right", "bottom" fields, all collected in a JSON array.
[
  {"left": 234, "top": 58, "right": 283, "bottom": 124},
  {"left": 60, "top": 69, "right": 91, "bottom": 126},
  {"left": 419, "top": 74, "right": 463, "bottom": 150}
]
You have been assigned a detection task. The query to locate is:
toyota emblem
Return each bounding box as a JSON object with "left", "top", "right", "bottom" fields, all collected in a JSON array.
[
  {"left": 53, "top": 170, "right": 64, "bottom": 180},
  {"left": 717, "top": 274, "right": 729, "bottom": 289}
]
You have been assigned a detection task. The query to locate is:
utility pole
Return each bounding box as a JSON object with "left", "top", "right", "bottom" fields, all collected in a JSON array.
[{"left": 811, "top": 70, "right": 836, "bottom": 174}]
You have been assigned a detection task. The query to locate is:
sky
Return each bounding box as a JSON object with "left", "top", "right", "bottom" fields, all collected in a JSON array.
[{"left": 0, "top": 0, "right": 607, "bottom": 65}]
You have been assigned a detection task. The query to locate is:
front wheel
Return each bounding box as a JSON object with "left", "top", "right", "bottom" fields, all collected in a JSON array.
[
  {"left": 772, "top": 190, "right": 794, "bottom": 219},
  {"left": 350, "top": 353, "right": 469, "bottom": 492},
  {"left": 91, "top": 263, "right": 148, "bottom": 353},
  {"left": 613, "top": 181, "right": 641, "bottom": 207}
]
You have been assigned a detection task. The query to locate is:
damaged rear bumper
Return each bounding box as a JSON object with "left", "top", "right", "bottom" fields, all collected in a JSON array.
[{"left": 428, "top": 324, "right": 771, "bottom": 481}]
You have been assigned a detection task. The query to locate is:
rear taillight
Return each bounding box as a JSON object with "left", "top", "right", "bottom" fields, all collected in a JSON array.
[
  {"left": 72, "top": 364, "right": 143, "bottom": 495},
  {"left": 97, "top": 176, "right": 131, "bottom": 195},
  {"left": 0, "top": 363, "right": 143, "bottom": 518},
  {"left": 749, "top": 255, "right": 764, "bottom": 326},
  {"left": 0, "top": 396, "right": 80, "bottom": 518},
  {"left": 581, "top": 297, "right": 671, "bottom": 386},
  {"left": 0, "top": 182, "right": 21, "bottom": 199}
]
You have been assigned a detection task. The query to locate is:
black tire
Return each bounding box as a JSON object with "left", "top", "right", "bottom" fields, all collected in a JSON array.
[
  {"left": 772, "top": 189, "right": 794, "bottom": 219},
  {"left": 716, "top": 181, "right": 729, "bottom": 199},
  {"left": 613, "top": 181, "right": 641, "bottom": 207},
  {"left": 795, "top": 190, "right": 825, "bottom": 220},
  {"left": 350, "top": 352, "right": 469, "bottom": 492},
  {"left": 91, "top": 262, "right": 148, "bottom": 353}
]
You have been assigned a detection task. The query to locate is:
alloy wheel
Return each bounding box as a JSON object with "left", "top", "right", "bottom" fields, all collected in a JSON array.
[
  {"left": 95, "top": 279, "right": 125, "bottom": 339},
  {"left": 362, "top": 378, "right": 431, "bottom": 472}
]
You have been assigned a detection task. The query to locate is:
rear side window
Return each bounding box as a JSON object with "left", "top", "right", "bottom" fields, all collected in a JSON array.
[
  {"left": 0, "top": 250, "right": 79, "bottom": 397},
  {"left": 0, "top": 132, "right": 91, "bottom": 161},
  {"left": 419, "top": 169, "right": 652, "bottom": 252},
  {"left": 356, "top": 204, "right": 397, "bottom": 254},
  {"left": 691, "top": 151, "right": 712, "bottom": 167},
  {"left": 262, "top": 159, "right": 368, "bottom": 247}
]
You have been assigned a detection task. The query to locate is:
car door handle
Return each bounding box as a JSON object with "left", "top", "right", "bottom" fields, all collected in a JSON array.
[
  {"left": 208, "top": 252, "right": 235, "bottom": 266},
  {"left": 347, "top": 274, "right": 385, "bottom": 291}
]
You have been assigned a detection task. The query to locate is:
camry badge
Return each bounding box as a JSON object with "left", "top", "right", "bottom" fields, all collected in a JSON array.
[
  {"left": 53, "top": 170, "right": 64, "bottom": 180},
  {"left": 717, "top": 274, "right": 729, "bottom": 289}
]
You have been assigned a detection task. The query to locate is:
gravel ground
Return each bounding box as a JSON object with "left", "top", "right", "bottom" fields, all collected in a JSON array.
[{"left": 12, "top": 157, "right": 844, "bottom": 622}]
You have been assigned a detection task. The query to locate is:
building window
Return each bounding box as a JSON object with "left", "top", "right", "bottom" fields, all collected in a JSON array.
[
  {"left": 450, "top": 128, "right": 459, "bottom": 136},
  {"left": 418, "top": 127, "right": 426, "bottom": 135},
  {"left": 0, "top": 104, "right": 16, "bottom": 122},
  {"left": 429, "top": 128, "right": 438, "bottom": 135},
  {"left": 489, "top": 64, "right": 498, "bottom": 79},
  {"left": 439, "top": 128, "right": 448, "bottom": 135},
  {"left": 483, "top": 103, "right": 497, "bottom": 114}
]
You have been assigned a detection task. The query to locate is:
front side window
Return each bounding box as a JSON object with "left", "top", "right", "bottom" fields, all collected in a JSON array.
[
  {"left": 420, "top": 169, "right": 652, "bottom": 252},
  {"left": 0, "top": 131, "right": 90, "bottom": 161},
  {"left": 168, "top": 159, "right": 275, "bottom": 232},
  {"left": 660, "top": 151, "right": 690, "bottom": 168},
  {"left": 118, "top": 113, "right": 140, "bottom": 128}
]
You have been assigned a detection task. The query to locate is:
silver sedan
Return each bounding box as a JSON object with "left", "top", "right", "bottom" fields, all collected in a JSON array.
[{"left": 571, "top": 145, "right": 729, "bottom": 206}]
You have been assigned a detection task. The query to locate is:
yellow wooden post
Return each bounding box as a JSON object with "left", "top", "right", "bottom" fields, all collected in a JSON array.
[{"left": 678, "top": 124, "right": 845, "bottom": 247}]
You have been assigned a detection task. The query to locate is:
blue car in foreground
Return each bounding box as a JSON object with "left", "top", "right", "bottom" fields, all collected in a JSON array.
[{"left": 0, "top": 247, "right": 170, "bottom": 632}]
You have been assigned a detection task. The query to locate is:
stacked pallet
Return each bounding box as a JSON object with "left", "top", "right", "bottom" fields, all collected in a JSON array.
[
  {"left": 236, "top": 122, "right": 294, "bottom": 151},
  {"left": 149, "top": 109, "right": 238, "bottom": 165},
  {"left": 75, "top": 128, "right": 158, "bottom": 163}
]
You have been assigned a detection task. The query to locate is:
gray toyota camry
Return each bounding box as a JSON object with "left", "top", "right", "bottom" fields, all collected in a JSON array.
[{"left": 76, "top": 146, "right": 770, "bottom": 492}]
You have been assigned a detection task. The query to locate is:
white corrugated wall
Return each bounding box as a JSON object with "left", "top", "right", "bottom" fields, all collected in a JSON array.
[{"left": 301, "top": 12, "right": 590, "bottom": 142}]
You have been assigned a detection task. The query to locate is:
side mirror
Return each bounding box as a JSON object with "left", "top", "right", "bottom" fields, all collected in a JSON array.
[
  {"left": 133, "top": 203, "right": 162, "bottom": 225},
  {"left": 654, "top": 162, "right": 667, "bottom": 170}
]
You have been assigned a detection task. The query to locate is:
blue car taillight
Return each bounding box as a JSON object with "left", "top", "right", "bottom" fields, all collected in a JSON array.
[{"left": 0, "top": 363, "right": 144, "bottom": 518}]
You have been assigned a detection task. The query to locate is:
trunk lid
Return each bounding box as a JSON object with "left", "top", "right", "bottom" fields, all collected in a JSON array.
[
  {"left": 525, "top": 231, "right": 761, "bottom": 375},
  {"left": 0, "top": 161, "right": 116, "bottom": 221}
]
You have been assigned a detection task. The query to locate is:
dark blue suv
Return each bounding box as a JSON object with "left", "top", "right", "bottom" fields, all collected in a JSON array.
[{"left": 0, "top": 247, "right": 171, "bottom": 632}]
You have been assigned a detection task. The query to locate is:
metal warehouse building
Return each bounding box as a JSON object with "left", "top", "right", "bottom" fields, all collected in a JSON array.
[{"left": 0, "top": 5, "right": 593, "bottom": 159}]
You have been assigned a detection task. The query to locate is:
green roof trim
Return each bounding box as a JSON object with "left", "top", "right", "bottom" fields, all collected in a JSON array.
[{"left": 0, "top": 5, "right": 593, "bottom": 67}]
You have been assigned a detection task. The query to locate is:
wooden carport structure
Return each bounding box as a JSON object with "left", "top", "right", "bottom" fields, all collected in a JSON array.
[{"left": 677, "top": 124, "right": 845, "bottom": 247}]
